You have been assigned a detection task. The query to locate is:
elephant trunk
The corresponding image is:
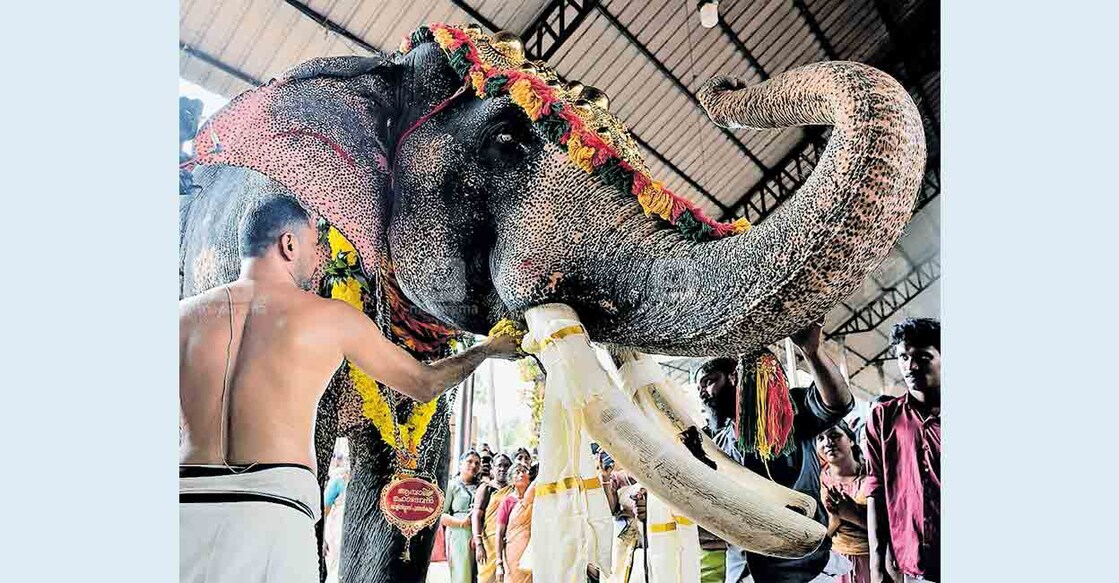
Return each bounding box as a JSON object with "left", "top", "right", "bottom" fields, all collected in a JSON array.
[{"left": 591, "top": 62, "right": 925, "bottom": 356}]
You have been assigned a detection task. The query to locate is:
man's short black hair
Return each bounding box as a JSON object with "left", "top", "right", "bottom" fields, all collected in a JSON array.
[
  {"left": 695, "top": 357, "right": 737, "bottom": 382},
  {"left": 238, "top": 195, "right": 311, "bottom": 259},
  {"left": 889, "top": 317, "right": 940, "bottom": 351}
]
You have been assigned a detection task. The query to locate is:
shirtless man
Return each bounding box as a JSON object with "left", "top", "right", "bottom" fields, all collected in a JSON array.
[{"left": 179, "top": 195, "right": 520, "bottom": 583}]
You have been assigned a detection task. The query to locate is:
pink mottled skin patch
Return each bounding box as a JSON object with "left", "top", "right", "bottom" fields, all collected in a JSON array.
[
  {"left": 374, "top": 153, "right": 389, "bottom": 174},
  {"left": 272, "top": 128, "right": 357, "bottom": 169},
  {"left": 543, "top": 271, "right": 564, "bottom": 294}
]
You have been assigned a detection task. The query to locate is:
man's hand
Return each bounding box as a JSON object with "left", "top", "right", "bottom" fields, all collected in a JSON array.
[
  {"left": 790, "top": 319, "right": 825, "bottom": 354},
  {"left": 482, "top": 333, "right": 523, "bottom": 360},
  {"left": 620, "top": 486, "right": 647, "bottom": 522}
]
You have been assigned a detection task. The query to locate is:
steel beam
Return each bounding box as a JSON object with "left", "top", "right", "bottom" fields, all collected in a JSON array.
[
  {"left": 448, "top": 0, "right": 501, "bottom": 33},
  {"left": 849, "top": 343, "right": 895, "bottom": 379},
  {"left": 828, "top": 255, "right": 941, "bottom": 338},
  {"left": 631, "top": 131, "right": 728, "bottom": 213},
  {"left": 718, "top": 130, "right": 827, "bottom": 222},
  {"left": 519, "top": 0, "right": 600, "bottom": 61},
  {"left": 716, "top": 19, "right": 768, "bottom": 80},
  {"left": 281, "top": 0, "right": 380, "bottom": 54},
  {"left": 180, "top": 42, "right": 262, "bottom": 86},
  {"left": 593, "top": 4, "right": 771, "bottom": 173},
  {"left": 869, "top": 0, "right": 940, "bottom": 129},
  {"left": 792, "top": 0, "right": 839, "bottom": 60}
]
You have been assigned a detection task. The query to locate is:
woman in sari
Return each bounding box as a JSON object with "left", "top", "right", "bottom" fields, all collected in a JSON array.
[
  {"left": 816, "top": 420, "right": 870, "bottom": 583},
  {"left": 495, "top": 462, "right": 535, "bottom": 582},
  {"left": 473, "top": 454, "right": 514, "bottom": 583},
  {"left": 442, "top": 450, "right": 483, "bottom": 583}
]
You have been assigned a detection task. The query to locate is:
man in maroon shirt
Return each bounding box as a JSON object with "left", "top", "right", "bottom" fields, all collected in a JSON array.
[{"left": 865, "top": 318, "right": 941, "bottom": 583}]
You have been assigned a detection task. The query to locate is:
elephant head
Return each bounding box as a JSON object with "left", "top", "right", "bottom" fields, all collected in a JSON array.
[
  {"left": 185, "top": 22, "right": 924, "bottom": 583},
  {"left": 193, "top": 24, "right": 923, "bottom": 358}
]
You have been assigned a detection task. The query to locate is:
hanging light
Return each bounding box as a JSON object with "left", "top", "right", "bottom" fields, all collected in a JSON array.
[{"left": 698, "top": 0, "right": 719, "bottom": 29}]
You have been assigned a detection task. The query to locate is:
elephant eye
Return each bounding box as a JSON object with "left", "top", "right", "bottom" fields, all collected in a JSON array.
[{"left": 480, "top": 123, "right": 529, "bottom": 167}]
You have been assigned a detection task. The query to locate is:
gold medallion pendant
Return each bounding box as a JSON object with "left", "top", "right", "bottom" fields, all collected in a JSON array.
[{"left": 379, "top": 470, "right": 445, "bottom": 562}]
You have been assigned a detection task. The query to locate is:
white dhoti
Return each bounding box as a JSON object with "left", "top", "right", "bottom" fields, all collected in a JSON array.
[{"left": 180, "top": 464, "right": 322, "bottom": 583}]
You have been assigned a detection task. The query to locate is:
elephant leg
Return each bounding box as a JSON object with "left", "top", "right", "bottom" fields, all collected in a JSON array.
[{"left": 339, "top": 394, "right": 454, "bottom": 583}]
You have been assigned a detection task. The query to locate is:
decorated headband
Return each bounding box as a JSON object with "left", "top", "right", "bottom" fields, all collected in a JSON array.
[{"left": 398, "top": 23, "right": 751, "bottom": 242}]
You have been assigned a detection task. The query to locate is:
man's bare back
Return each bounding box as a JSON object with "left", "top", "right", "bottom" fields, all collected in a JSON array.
[
  {"left": 180, "top": 277, "right": 520, "bottom": 471},
  {"left": 179, "top": 197, "right": 519, "bottom": 474},
  {"left": 180, "top": 280, "right": 346, "bottom": 469}
]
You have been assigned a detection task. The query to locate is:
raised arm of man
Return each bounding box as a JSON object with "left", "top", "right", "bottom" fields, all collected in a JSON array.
[
  {"left": 331, "top": 301, "right": 521, "bottom": 402},
  {"left": 790, "top": 320, "right": 853, "bottom": 411}
]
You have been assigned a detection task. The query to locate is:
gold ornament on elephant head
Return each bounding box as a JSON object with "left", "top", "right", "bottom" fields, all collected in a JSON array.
[
  {"left": 490, "top": 31, "right": 526, "bottom": 63},
  {"left": 447, "top": 24, "right": 650, "bottom": 175}
]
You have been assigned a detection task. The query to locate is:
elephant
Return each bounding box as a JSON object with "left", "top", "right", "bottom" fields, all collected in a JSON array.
[{"left": 178, "top": 23, "right": 924, "bottom": 583}]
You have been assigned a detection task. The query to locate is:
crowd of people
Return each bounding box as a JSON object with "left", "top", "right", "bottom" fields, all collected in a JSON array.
[{"left": 433, "top": 317, "right": 940, "bottom": 583}]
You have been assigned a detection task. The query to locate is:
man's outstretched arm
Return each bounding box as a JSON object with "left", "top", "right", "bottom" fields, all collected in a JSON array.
[
  {"left": 791, "top": 320, "right": 853, "bottom": 411},
  {"left": 332, "top": 301, "right": 521, "bottom": 402}
]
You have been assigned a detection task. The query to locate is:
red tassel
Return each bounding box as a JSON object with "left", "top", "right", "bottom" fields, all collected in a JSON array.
[{"left": 766, "top": 359, "right": 795, "bottom": 454}]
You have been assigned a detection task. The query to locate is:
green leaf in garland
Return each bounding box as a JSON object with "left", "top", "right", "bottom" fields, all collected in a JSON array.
[
  {"left": 594, "top": 157, "right": 633, "bottom": 194},
  {"left": 412, "top": 27, "right": 433, "bottom": 46},
  {"left": 537, "top": 109, "right": 569, "bottom": 143},
  {"left": 484, "top": 75, "right": 509, "bottom": 97},
  {"left": 447, "top": 46, "right": 473, "bottom": 77},
  {"left": 675, "top": 209, "right": 713, "bottom": 242}
]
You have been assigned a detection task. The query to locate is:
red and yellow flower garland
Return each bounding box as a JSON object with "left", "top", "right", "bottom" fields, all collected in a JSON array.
[
  {"left": 326, "top": 227, "right": 438, "bottom": 452},
  {"left": 400, "top": 24, "right": 751, "bottom": 242}
]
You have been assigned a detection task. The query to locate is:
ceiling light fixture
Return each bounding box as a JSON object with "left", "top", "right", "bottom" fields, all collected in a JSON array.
[{"left": 698, "top": 1, "right": 719, "bottom": 29}]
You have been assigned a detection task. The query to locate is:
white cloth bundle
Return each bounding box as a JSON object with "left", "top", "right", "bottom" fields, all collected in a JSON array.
[{"left": 525, "top": 306, "right": 615, "bottom": 582}]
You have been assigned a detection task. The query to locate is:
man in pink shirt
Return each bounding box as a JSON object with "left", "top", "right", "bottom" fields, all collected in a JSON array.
[{"left": 864, "top": 318, "right": 941, "bottom": 583}]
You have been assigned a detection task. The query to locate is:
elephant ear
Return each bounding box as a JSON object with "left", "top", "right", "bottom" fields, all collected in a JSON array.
[{"left": 282, "top": 55, "right": 399, "bottom": 83}]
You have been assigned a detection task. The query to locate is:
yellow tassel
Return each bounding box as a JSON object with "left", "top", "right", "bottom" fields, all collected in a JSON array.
[
  {"left": 432, "top": 28, "right": 455, "bottom": 50},
  {"left": 508, "top": 78, "right": 544, "bottom": 120},
  {"left": 636, "top": 181, "right": 673, "bottom": 221},
  {"left": 755, "top": 361, "right": 771, "bottom": 459},
  {"left": 470, "top": 71, "right": 487, "bottom": 98},
  {"left": 566, "top": 133, "right": 596, "bottom": 174},
  {"left": 731, "top": 217, "right": 752, "bottom": 234}
]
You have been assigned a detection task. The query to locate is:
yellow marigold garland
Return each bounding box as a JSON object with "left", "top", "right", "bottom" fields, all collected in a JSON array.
[
  {"left": 487, "top": 318, "right": 526, "bottom": 348},
  {"left": 326, "top": 226, "right": 439, "bottom": 451},
  {"left": 470, "top": 70, "right": 487, "bottom": 98},
  {"left": 636, "top": 180, "right": 673, "bottom": 221},
  {"left": 565, "top": 132, "right": 596, "bottom": 174},
  {"left": 508, "top": 78, "right": 545, "bottom": 120}
]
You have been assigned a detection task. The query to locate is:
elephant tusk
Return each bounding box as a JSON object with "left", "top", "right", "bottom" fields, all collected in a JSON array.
[
  {"left": 613, "top": 351, "right": 817, "bottom": 518},
  {"left": 524, "top": 304, "right": 826, "bottom": 559}
]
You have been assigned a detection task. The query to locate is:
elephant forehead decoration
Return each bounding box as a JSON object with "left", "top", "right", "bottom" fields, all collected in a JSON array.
[{"left": 401, "top": 23, "right": 751, "bottom": 242}]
